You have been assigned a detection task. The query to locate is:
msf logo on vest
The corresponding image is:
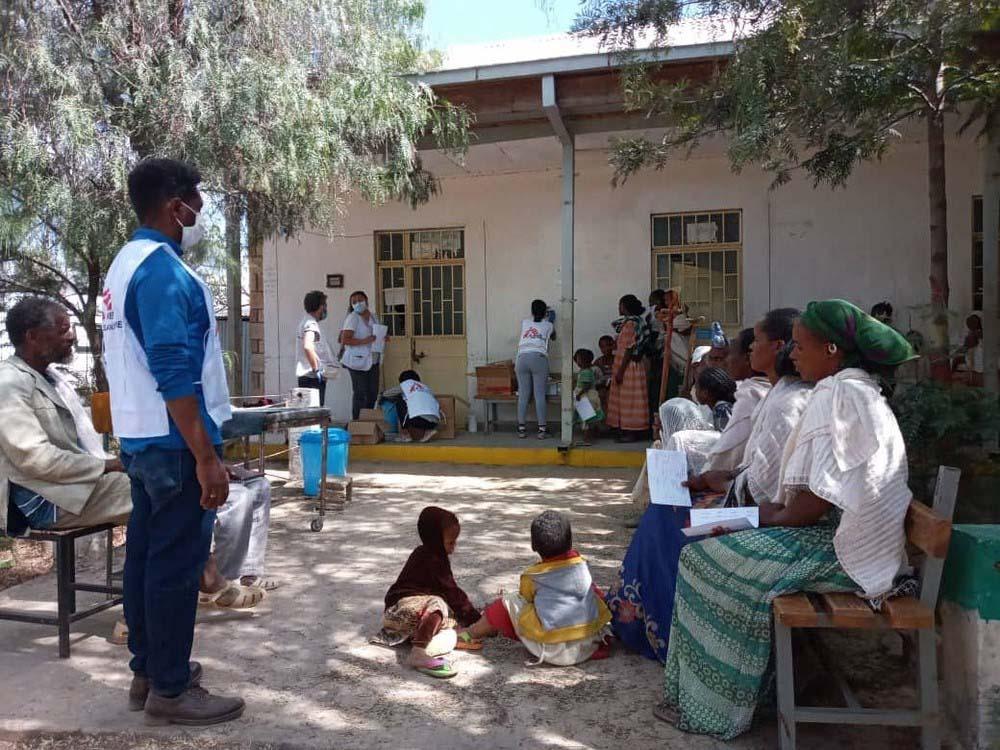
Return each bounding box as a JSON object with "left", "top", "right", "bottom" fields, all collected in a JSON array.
[
  {"left": 523, "top": 326, "right": 543, "bottom": 340},
  {"left": 101, "top": 287, "right": 122, "bottom": 331}
]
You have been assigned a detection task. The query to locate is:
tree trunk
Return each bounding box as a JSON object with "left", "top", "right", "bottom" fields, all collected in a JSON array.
[
  {"left": 82, "top": 310, "right": 107, "bottom": 392},
  {"left": 167, "top": 0, "right": 184, "bottom": 38},
  {"left": 224, "top": 195, "right": 244, "bottom": 397},
  {"left": 84, "top": 259, "right": 107, "bottom": 391},
  {"left": 983, "top": 129, "right": 1000, "bottom": 394},
  {"left": 247, "top": 195, "right": 266, "bottom": 396},
  {"left": 926, "top": 109, "right": 951, "bottom": 380}
]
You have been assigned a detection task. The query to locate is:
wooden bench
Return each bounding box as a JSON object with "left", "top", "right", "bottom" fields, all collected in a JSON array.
[
  {"left": 0, "top": 524, "right": 122, "bottom": 658},
  {"left": 772, "top": 466, "right": 960, "bottom": 750},
  {"left": 478, "top": 394, "right": 561, "bottom": 434}
]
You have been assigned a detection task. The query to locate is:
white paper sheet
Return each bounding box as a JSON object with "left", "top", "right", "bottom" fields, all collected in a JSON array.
[
  {"left": 372, "top": 323, "right": 389, "bottom": 354},
  {"left": 575, "top": 396, "right": 596, "bottom": 421},
  {"left": 683, "top": 507, "right": 760, "bottom": 537},
  {"left": 646, "top": 449, "right": 692, "bottom": 507},
  {"left": 383, "top": 288, "right": 407, "bottom": 307}
]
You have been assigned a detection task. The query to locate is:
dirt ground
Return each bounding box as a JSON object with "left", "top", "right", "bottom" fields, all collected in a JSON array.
[
  {"left": 0, "top": 463, "right": 924, "bottom": 749},
  {"left": 0, "top": 540, "right": 52, "bottom": 591}
]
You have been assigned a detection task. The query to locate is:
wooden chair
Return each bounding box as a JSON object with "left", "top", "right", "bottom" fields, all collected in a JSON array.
[
  {"left": 0, "top": 524, "right": 122, "bottom": 658},
  {"left": 0, "top": 392, "right": 123, "bottom": 658},
  {"left": 772, "top": 465, "right": 960, "bottom": 750}
]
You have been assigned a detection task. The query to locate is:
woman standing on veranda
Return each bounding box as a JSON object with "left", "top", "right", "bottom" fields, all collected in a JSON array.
[
  {"left": 607, "top": 294, "right": 651, "bottom": 443},
  {"left": 515, "top": 299, "right": 556, "bottom": 439},
  {"left": 339, "top": 290, "right": 383, "bottom": 420},
  {"left": 657, "top": 300, "right": 916, "bottom": 739}
]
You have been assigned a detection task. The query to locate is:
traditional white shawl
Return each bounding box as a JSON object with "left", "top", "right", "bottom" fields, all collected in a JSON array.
[
  {"left": 666, "top": 376, "right": 772, "bottom": 475},
  {"left": 704, "top": 376, "right": 771, "bottom": 472},
  {"left": 778, "top": 368, "right": 912, "bottom": 598},
  {"left": 658, "top": 397, "right": 713, "bottom": 443},
  {"left": 665, "top": 429, "right": 721, "bottom": 476},
  {"left": 734, "top": 376, "right": 813, "bottom": 505},
  {"left": 48, "top": 366, "right": 113, "bottom": 460}
]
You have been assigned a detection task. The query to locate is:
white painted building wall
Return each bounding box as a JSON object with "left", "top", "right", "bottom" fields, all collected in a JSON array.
[{"left": 264, "top": 127, "right": 982, "bottom": 421}]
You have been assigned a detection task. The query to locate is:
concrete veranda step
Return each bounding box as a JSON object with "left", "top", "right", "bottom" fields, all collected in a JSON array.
[
  {"left": 349, "top": 439, "right": 645, "bottom": 468},
  {"left": 228, "top": 430, "right": 648, "bottom": 469}
]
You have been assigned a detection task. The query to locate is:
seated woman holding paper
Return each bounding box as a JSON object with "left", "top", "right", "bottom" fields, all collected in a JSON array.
[
  {"left": 607, "top": 308, "right": 804, "bottom": 663},
  {"left": 664, "top": 328, "right": 769, "bottom": 475},
  {"left": 656, "top": 299, "right": 916, "bottom": 739},
  {"left": 630, "top": 327, "right": 766, "bottom": 512},
  {"left": 684, "top": 307, "right": 812, "bottom": 506}
]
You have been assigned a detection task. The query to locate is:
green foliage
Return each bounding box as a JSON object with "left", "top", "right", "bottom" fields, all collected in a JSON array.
[
  {"left": 891, "top": 380, "right": 1000, "bottom": 489},
  {"left": 0, "top": 0, "right": 468, "bottom": 387},
  {"left": 576, "top": 0, "right": 999, "bottom": 187}
]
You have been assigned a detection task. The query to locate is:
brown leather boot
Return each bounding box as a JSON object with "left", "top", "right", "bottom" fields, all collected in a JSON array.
[
  {"left": 128, "top": 661, "right": 203, "bottom": 712},
  {"left": 144, "top": 686, "right": 245, "bottom": 726}
]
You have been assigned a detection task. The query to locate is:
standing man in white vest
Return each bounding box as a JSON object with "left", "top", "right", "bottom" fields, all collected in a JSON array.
[{"left": 103, "top": 158, "right": 244, "bottom": 726}]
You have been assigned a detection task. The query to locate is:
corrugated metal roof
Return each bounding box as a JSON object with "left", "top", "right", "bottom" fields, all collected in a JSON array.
[{"left": 432, "top": 18, "right": 735, "bottom": 72}]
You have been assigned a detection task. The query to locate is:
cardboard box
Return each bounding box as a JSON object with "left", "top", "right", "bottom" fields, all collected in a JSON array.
[
  {"left": 433, "top": 395, "right": 457, "bottom": 440},
  {"left": 358, "top": 408, "right": 384, "bottom": 423},
  {"left": 349, "top": 421, "right": 383, "bottom": 445},
  {"left": 475, "top": 361, "right": 516, "bottom": 397}
]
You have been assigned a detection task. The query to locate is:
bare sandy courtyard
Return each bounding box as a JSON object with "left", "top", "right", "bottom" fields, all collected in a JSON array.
[{"left": 0, "top": 463, "right": 917, "bottom": 749}]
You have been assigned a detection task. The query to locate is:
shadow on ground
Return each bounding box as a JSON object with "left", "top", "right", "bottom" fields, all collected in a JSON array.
[{"left": 0, "top": 462, "right": 922, "bottom": 749}]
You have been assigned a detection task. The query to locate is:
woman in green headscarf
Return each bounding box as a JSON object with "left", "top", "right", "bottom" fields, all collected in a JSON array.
[{"left": 656, "top": 300, "right": 916, "bottom": 740}]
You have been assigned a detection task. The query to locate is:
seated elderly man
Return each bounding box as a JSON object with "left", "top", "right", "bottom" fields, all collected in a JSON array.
[
  {"left": 0, "top": 298, "right": 271, "bottom": 612},
  {"left": 0, "top": 298, "right": 131, "bottom": 534}
]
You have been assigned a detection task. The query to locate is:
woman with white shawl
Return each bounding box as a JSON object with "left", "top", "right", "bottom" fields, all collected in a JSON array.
[
  {"left": 658, "top": 300, "right": 916, "bottom": 739},
  {"left": 608, "top": 308, "right": 803, "bottom": 663},
  {"left": 665, "top": 328, "right": 770, "bottom": 476},
  {"left": 684, "top": 308, "right": 813, "bottom": 505}
]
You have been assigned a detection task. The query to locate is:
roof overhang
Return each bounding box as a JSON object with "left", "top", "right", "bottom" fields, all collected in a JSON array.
[
  {"left": 411, "top": 41, "right": 734, "bottom": 87},
  {"left": 411, "top": 40, "right": 734, "bottom": 150}
]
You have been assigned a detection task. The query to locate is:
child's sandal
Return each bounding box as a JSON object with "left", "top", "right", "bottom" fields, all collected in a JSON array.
[
  {"left": 517, "top": 424, "right": 527, "bottom": 439},
  {"left": 455, "top": 630, "right": 484, "bottom": 651},
  {"left": 413, "top": 657, "right": 457, "bottom": 679}
]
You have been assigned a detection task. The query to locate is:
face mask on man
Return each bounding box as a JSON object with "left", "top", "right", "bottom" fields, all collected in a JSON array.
[
  {"left": 176, "top": 201, "right": 206, "bottom": 250},
  {"left": 319, "top": 307, "right": 328, "bottom": 321},
  {"left": 352, "top": 301, "right": 367, "bottom": 315}
]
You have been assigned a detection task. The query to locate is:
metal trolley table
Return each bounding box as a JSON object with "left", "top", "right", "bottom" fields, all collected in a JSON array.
[{"left": 222, "top": 406, "right": 338, "bottom": 532}]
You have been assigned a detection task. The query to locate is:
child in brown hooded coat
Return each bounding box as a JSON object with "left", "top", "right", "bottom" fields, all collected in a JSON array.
[{"left": 382, "top": 506, "right": 480, "bottom": 678}]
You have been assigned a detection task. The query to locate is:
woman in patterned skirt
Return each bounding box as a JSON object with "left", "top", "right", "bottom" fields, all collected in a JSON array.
[
  {"left": 656, "top": 299, "right": 917, "bottom": 739},
  {"left": 607, "top": 294, "right": 651, "bottom": 442}
]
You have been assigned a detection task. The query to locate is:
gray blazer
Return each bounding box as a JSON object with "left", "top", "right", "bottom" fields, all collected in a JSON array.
[{"left": 0, "top": 356, "right": 106, "bottom": 532}]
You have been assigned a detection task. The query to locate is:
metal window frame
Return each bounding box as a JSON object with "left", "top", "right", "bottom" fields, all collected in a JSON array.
[
  {"left": 650, "top": 209, "right": 743, "bottom": 327},
  {"left": 374, "top": 228, "right": 467, "bottom": 340}
]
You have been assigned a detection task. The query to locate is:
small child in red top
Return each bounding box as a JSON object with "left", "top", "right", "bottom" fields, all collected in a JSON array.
[{"left": 381, "top": 506, "right": 480, "bottom": 678}]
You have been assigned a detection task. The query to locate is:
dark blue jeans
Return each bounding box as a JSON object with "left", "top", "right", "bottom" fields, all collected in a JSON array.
[{"left": 122, "top": 447, "right": 216, "bottom": 696}]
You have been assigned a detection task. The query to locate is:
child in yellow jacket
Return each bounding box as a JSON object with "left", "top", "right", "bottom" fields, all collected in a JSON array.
[{"left": 459, "top": 510, "right": 611, "bottom": 665}]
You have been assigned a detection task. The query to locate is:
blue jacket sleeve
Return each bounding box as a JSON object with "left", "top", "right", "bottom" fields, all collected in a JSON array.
[{"left": 128, "top": 250, "right": 196, "bottom": 402}]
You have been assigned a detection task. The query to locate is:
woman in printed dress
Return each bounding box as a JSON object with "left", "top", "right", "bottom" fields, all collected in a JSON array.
[
  {"left": 657, "top": 300, "right": 916, "bottom": 739},
  {"left": 607, "top": 294, "right": 651, "bottom": 443}
]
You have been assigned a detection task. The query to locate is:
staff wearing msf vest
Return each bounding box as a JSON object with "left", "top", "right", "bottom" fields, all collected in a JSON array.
[{"left": 103, "top": 159, "right": 244, "bottom": 726}]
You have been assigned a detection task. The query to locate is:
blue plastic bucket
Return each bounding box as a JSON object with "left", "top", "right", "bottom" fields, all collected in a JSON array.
[
  {"left": 381, "top": 400, "right": 399, "bottom": 433},
  {"left": 299, "top": 427, "right": 351, "bottom": 497}
]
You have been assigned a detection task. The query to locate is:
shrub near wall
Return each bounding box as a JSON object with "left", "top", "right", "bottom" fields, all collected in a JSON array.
[{"left": 892, "top": 381, "right": 1000, "bottom": 523}]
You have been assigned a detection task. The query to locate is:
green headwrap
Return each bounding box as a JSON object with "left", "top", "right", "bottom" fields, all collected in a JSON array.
[{"left": 800, "top": 299, "right": 916, "bottom": 368}]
